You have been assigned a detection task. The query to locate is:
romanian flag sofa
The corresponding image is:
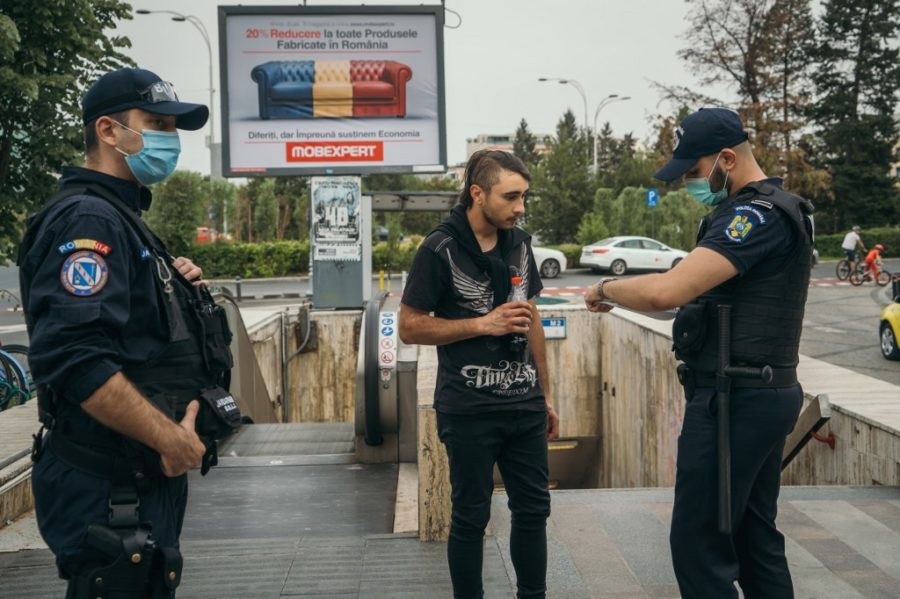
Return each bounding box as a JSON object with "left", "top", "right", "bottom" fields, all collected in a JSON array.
[{"left": 250, "top": 60, "right": 413, "bottom": 119}]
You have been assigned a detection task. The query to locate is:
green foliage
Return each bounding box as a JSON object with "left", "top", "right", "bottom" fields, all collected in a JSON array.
[
  {"left": 814, "top": 227, "right": 900, "bottom": 259},
  {"left": 206, "top": 178, "right": 236, "bottom": 237},
  {"left": 372, "top": 240, "right": 419, "bottom": 272},
  {"left": 575, "top": 213, "right": 610, "bottom": 247},
  {"left": 528, "top": 110, "right": 594, "bottom": 244},
  {"left": 808, "top": 0, "right": 900, "bottom": 231},
  {"left": 513, "top": 118, "right": 541, "bottom": 171},
  {"left": 252, "top": 179, "right": 278, "bottom": 242},
  {"left": 0, "top": 0, "right": 133, "bottom": 259},
  {"left": 543, "top": 244, "right": 582, "bottom": 270},
  {"left": 189, "top": 240, "right": 310, "bottom": 278},
  {"left": 144, "top": 171, "right": 207, "bottom": 257}
]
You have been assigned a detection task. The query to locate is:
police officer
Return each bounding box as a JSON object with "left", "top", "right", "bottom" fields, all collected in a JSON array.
[
  {"left": 585, "top": 108, "right": 813, "bottom": 598},
  {"left": 17, "top": 68, "right": 238, "bottom": 598}
]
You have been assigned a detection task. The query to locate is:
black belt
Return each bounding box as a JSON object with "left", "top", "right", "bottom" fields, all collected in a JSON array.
[
  {"left": 678, "top": 365, "right": 797, "bottom": 389},
  {"left": 47, "top": 430, "right": 162, "bottom": 485}
]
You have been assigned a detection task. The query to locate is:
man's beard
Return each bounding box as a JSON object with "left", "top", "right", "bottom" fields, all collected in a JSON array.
[{"left": 710, "top": 166, "right": 730, "bottom": 195}]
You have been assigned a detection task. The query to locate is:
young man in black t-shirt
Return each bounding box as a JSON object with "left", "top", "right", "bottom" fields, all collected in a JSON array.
[{"left": 400, "top": 150, "right": 557, "bottom": 599}]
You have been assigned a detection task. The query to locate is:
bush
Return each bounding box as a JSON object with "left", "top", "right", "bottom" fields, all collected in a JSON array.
[
  {"left": 545, "top": 244, "right": 582, "bottom": 269},
  {"left": 815, "top": 227, "right": 900, "bottom": 259},
  {"left": 189, "top": 240, "right": 310, "bottom": 278},
  {"left": 372, "top": 240, "right": 419, "bottom": 272}
]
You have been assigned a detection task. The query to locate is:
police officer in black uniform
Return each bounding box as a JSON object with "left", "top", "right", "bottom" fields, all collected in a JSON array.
[
  {"left": 585, "top": 108, "right": 813, "bottom": 598},
  {"left": 17, "top": 68, "right": 239, "bottom": 598}
]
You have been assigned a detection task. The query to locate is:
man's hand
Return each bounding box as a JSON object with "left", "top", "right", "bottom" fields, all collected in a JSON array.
[
  {"left": 159, "top": 400, "right": 207, "bottom": 477},
  {"left": 172, "top": 256, "right": 206, "bottom": 287},
  {"left": 584, "top": 282, "right": 614, "bottom": 313},
  {"left": 546, "top": 404, "right": 560, "bottom": 441},
  {"left": 479, "top": 301, "right": 532, "bottom": 336}
]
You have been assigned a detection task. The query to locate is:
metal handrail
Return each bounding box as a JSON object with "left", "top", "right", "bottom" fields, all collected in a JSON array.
[{"left": 364, "top": 291, "right": 389, "bottom": 446}]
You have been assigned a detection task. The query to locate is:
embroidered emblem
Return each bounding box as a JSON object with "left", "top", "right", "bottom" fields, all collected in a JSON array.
[
  {"left": 139, "top": 247, "right": 152, "bottom": 261},
  {"left": 725, "top": 215, "right": 756, "bottom": 243},
  {"left": 56, "top": 239, "right": 112, "bottom": 256},
  {"left": 60, "top": 250, "right": 109, "bottom": 296}
]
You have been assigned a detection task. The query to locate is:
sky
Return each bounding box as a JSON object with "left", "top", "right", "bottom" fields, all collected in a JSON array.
[{"left": 114, "top": 0, "right": 732, "bottom": 177}]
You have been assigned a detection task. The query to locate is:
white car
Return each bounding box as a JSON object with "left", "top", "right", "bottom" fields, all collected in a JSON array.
[
  {"left": 532, "top": 246, "right": 567, "bottom": 279},
  {"left": 580, "top": 236, "right": 688, "bottom": 275}
]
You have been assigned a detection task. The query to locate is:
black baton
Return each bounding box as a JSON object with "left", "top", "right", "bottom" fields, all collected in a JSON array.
[{"left": 716, "top": 304, "right": 773, "bottom": 535}]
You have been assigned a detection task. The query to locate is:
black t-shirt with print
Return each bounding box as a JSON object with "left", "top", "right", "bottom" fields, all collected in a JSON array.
[{"left": 401, "top": 230, "right": 544, "bottom": 414}]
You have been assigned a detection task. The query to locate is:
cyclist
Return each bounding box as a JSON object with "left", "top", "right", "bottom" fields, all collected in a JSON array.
[
  {"left": 864, "top": 243, "right": 885, "bottom": 279},
  {"left": 841, "top": 225, "right": 866, "bottom": 274}
]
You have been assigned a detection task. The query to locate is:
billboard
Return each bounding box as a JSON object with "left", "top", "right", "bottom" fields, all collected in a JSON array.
[{"left": 218, "top": 5, "right": 446, "bottom": 177}]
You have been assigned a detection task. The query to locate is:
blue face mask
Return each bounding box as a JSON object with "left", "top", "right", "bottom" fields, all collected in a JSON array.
[
  {"left": 685, "top": 153, "right": 729, "bottom": 206},
  {"left": 114, "top": 121, "right": 181, "bottom": 186}
]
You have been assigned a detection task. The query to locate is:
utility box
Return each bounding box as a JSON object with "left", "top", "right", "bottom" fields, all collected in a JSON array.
[{"left": 310, "top": 176, "right": 371, "bottom": 309}]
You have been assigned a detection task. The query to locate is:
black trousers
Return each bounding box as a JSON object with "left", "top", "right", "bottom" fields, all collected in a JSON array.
[
  {"left": 437, "top": 409, "right": 551, "bottom": 599},
  {"left": 670, "top": 384, "right": 803, "bottom": 598}
]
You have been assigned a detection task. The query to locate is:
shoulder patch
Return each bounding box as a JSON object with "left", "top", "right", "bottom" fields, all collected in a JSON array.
[
  {"left": 724, "top": 213, "right": 758, "bottom": 243},
  {"left": 750, "top": 199, "right": 773, "bottom": 210},
  {"left": 60, "top": 250, "right": 109, "bottom": 297}
]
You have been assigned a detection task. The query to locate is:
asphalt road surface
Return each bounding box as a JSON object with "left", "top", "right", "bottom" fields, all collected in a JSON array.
[{"left": 1, "top": 260, "right": 898, "bottom": 387}]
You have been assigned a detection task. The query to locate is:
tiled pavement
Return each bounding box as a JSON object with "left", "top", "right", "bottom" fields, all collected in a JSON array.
[{"left": 2, "top": 469, "right": 899, "bottom": 598}]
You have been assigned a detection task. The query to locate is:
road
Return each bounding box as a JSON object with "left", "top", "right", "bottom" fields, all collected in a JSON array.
[{"left": 2, "top": 260, "right": 899, "bottom": 387}]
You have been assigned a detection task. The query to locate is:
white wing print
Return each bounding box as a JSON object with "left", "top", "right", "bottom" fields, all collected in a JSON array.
[{"left": 446, "top": 249, "right": 493, "bottom": 315}]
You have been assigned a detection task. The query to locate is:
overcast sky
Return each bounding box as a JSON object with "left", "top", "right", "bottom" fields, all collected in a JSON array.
[{"left": 114, "top": 0, "right": 733, "bottom": 176}]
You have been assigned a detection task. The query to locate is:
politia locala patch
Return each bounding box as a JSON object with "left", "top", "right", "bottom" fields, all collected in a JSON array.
[{"left": 60, "top": 250, "right": 109, "bottom": 297}]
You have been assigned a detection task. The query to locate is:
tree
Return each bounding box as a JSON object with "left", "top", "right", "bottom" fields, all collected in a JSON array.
[
  {"left": 513, "top": 118, "right": 541, "bottom": 170},
  {"left": 808, "top": 0, "right": 900, "bottom": 231},
  {"left": 144, "top": 171, "right": 206, "bottom": 257},
  {"left": 252, "top": 179, "right": 278, "bottom": 242},
  {"left": 527, "top": 110, "right": 594, "bottom": 244},
  {"left": 205, "top": 177, "right": 237, "bottom": 239},
  {"left": 0, "top": 0, "right": 132, "bottom": 259},
  {"left": 273, "top": 177, "right": 308, "bottom": 240}
]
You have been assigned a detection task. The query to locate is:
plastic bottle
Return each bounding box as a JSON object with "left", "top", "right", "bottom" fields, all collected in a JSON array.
[{"left": 508, "top": 266, "right": 529, "bottom": 355}]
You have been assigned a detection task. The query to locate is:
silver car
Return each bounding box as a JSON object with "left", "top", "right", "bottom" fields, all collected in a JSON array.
[{"left": 580, "top": 236, "right": 688, "bottom": 275}]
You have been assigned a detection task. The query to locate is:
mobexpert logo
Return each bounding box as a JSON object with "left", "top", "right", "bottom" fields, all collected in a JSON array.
[{"left": 286, "top": 141, "right": 384, "bottom": 162}]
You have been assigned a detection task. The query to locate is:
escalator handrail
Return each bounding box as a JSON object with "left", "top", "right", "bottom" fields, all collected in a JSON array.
[{"left": 364, "top": 291, "right": 389, "bottom": 446}]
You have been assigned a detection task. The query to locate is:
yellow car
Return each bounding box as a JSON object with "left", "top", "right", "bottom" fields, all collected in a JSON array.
[{"left": 881, "top": 294, "right": 900, "bottom": 360}]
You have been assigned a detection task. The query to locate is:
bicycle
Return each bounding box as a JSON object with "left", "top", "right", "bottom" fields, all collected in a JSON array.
[
  {"left": 836, "top": 256, "right": 866, "bottom": 280},
  {"left": 0, "top": 344, "right": 31, "bottom": 411},
  {"left": 849, "top": 264, "right": 891, "bottom": 287}
]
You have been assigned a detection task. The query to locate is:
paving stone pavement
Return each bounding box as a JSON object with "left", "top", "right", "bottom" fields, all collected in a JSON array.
[{"left": 2, "top": 466, "right": 899, "bottom": 597}]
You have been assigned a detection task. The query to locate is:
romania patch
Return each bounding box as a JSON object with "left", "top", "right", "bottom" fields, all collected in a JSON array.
[
  {"left": 60, "top": 250, "right": 109, "bottom": 297},
  {"left": 57, "top": 239, "right": 112, "bottom": 256},
  {"left": 725, "top": 215, "right": 756, "bottom": 243}
]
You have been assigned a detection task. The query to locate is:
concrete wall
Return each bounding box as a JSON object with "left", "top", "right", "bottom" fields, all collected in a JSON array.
[{"left": 415, "top": 303, "right": 900, "bottom": 540}]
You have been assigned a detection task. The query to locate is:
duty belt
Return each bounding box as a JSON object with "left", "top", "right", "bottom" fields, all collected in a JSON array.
[
  {"left": 47, "top": 429, "right": 163, "bottom": 487},
  {"left": 677, "top": 365, "right": 798, "bottom": 389}
]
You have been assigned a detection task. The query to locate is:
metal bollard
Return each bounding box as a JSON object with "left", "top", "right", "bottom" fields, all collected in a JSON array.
[{"left": 235, "top": 276, "right": 242, "bottom": 302}]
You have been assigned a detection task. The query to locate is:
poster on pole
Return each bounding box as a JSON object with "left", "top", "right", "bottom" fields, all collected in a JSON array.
[
  {"left": 218, "top": 5, "right": 446, "bottom": 177},
  {"left": 311, "top": 176, "right": 362, "bottom": 261}
]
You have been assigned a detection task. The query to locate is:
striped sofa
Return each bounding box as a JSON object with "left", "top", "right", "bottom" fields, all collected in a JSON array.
[{"left": 250, "top": 60, "right": 413, "bottom": 119}]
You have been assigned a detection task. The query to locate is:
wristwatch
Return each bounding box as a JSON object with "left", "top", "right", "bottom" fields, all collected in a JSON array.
[{"left": 595, "top": 278, "right": 617, "bottom": 302}]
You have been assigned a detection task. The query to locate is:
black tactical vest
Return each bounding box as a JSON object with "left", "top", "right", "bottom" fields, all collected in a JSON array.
[
  {"left": 19, "top": 184, "right": 236, "bottom": 471},
  {"left": 673, "top": 182, "right": 815, "bottom": 372}
]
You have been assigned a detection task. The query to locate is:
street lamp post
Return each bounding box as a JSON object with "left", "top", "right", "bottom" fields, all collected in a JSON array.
[
  {"left": 592, "top": 95, "right": 630, "bottom": 173},
  {"left": 135, "top": 9, "right": 216, "bottom": 176},
  {"left": 538, "top": 77, "right": 589, "bottom": 133}
]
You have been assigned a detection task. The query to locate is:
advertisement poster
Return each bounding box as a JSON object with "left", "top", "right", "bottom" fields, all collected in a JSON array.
[
  {"left": 311, "top": 176, "right": 362, "bottom": 261},
  {"left": 219, "top": 5, "right": 445, "bottom": 176}
]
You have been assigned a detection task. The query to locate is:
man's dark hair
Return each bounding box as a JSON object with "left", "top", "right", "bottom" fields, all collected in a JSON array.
[
  {"left": 459, "top": 149, "right": 531, "bottom": 208},
  {"left": 83, "top": 110, "right": 130, "bottom": 156}
]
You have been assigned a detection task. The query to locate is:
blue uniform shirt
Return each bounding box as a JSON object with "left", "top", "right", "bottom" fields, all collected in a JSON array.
[
  {"left": 20, "top": 166, "right": 169, "bottom": 407},
  {"left": 697, "top": 177, "right": 796, "bottom": 279}
]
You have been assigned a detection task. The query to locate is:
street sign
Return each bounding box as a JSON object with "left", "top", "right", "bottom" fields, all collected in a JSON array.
[{"left": 646, "top": 188, "right": 659, "bottom": 208}]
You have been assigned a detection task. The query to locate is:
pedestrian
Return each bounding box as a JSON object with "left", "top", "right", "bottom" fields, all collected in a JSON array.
[
  {"left": 585, "top": 108, "right": 814, "bottom": 598},
  {"left": 17, "top": 67, "right": 238, "bottom": 598},
  {"left": 399, "top": 149, "right": 558, "bottom": 599}
]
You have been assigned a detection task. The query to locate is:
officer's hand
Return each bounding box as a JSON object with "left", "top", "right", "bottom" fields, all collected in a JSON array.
[
  {"left": 173, "top": 256, "right": 206, "bottom": 287},
  {"left": 479, "top": 301, "right": 532, "bottom": 336},
  {"left": 546, "top": 405, "right": 560, "bottom": 441},
  {"left": 160, "top": 400, "right": 206, "bottom": 477}
]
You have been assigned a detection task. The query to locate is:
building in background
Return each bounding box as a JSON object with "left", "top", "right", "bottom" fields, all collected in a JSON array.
[{"left": 465, "top": 133, "right": 550, "bottom": 158}]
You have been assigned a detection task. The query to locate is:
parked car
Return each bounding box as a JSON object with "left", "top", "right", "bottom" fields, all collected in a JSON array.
[
  {"left": 880, "top": 287, "right": 900, "bottom": 360},
  {"left": 532, "top": 246, "right": 567, "bottom": 279},
  {"left": 580, "top": 236, "right": 688, "bottom": 276}
]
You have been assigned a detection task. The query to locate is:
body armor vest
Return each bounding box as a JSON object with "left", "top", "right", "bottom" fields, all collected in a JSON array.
[
  {"left": 672, "top": 182, "right": 815, "bottom": 372},
  {"left": 19, "top": 184, "right": 237, "bottom": 476}
]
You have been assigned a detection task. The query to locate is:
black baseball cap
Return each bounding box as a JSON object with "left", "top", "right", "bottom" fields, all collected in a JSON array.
[
  {"left": 81, "top": 67, "right": 208, "bottom": 130},
  {"left": 654, "top": 107, "right": 749, "bottom": 182}
]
